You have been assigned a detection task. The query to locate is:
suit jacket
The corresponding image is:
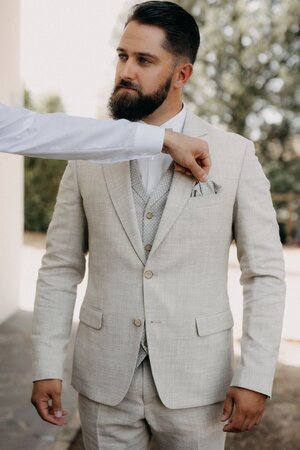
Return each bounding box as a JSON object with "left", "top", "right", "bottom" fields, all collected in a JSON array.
[{"left": 32, "top": 109, "right": 286, "bottom": 409}]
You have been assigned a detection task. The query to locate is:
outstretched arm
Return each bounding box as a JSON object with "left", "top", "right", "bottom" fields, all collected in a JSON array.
[{"left": 0, "top": 103, "right": 210, "bottom": 181}]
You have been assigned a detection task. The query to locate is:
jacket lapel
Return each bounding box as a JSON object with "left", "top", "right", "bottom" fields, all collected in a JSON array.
[
  {"left": 150, "top": 110, "right": 221, "bottom": 257},
  {"left": 102, "top": 161, "right": 147, "bottom": 265},
  {"left": 103, "top": 109, "right": 221, "bottom": 263}
]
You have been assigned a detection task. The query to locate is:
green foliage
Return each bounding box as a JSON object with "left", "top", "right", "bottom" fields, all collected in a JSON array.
[
  {"left": 171, "top": 0, "right": 300, "bottom": 242},
  {"left": 24, "top": 158, "right": 67, "bottom": 232},
  {"left": 175, "top": 0, "right": 299, "bottom": 192},
  {"left": 24, "top": 90, "right": 67, "bottom": 232}
]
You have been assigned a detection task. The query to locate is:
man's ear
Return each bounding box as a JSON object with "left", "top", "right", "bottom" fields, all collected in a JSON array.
[{"left": 173, "top": 63, "right": 193, "bottom": 89}]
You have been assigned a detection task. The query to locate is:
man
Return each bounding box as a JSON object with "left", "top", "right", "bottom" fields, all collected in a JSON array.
[
  {"left": 31, "top": 2, "right": 285, "bottom": 449},
  {"left": 0, "top": 102, "right": 210, "bottom": 181}
]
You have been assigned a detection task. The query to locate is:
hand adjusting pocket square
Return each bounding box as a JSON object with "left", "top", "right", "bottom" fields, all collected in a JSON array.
[{"left": 190, "top": 178, "right": 222, "bottom": 197}]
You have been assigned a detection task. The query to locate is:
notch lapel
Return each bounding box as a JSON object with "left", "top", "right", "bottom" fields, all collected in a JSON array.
[
  {"left": 150, "top": 110, "right": 221, "bottom": 257},
  {"left": 102, "top": 162, "right": 147, "bottom": 265}
]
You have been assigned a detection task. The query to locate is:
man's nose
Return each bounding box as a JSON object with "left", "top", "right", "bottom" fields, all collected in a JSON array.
[{"left": 120, "top": 60, "right": 136, "bottom": 81}]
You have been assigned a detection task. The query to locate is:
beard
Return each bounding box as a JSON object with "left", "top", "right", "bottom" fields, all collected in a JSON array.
[{"left": 108, "top": 76, "right": 172, "bottom": 122}]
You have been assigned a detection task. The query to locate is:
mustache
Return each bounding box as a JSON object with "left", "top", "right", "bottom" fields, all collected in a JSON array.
[{"left": 115, "top": 79, "right": 141, "bottom": 92}]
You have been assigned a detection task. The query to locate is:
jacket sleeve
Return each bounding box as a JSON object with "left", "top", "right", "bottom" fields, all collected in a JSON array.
[
  {"left": 0, "top": 103, "right": 164, "bottom": 161},
  {"left": 230, "top": 140, "right": 286, "bottom": 397},
  {"left": 32, "top": 161, "right": 88, "bottom": 381}
]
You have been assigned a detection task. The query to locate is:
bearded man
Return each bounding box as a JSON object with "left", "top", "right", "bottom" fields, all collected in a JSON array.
[{"left": 31, "top": 2, "right": 285, "bottom": 449}]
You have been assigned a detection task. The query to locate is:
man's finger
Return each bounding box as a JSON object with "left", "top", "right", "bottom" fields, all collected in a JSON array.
[
  {"left": 175, "top": 160, "right": 207, "bottom": 181},
  {"left": 174, "top": 163, "right": 195, "bottom": 178},
  {"left": 49, "top": 407, "right": 68, "bottom": 417},
  {"left": 52, "top": 391, "right": 63, "bottom": 418},
  {"left": 174, "top": 163, "right": 188, "bottom": 174},
  {"left": 33, "top": 398, "right": 67, "bottom": 426},
  {"left": 220, "top": 394, "right": 234, "bottom": 422},
  {"left": 255, "top": 412, "right": 264, "bottom": 426},
  {"left": 223, "top": 411, "right": 247, "bottom": 433},
  {"left": 187, "top": 159, "right": 208, "bottom": 182},
  {"left": 244, "top": 409, "right": 264, "bottom": 431},
  {"left": 240, "top": 415, "right": 254, "bottom": 432},
  {"left": 196, "top": 153, "right": 210, "bottom": 175},
  {"left": 243, "top": 415, "right": 258, "bottom": 431}
]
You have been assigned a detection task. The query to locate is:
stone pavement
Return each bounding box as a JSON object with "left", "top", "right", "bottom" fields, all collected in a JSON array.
[
  {"left": 0, "top": 311, "right": 80, "bottom": 450},
  {"left": 1, "top": 310, "right": 299, "bottom": 450}
]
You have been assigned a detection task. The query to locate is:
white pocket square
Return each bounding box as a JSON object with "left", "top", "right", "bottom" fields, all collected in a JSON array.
[{"left": 190, "top": 179, "right": 222, "bottom": 197}]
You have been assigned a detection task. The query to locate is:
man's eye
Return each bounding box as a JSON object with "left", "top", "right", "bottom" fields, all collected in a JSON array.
[
  {"left": 118, "top": 54, "right": 127, "bottom": 61},
  {"left": 139, "top": 58, "right": 150, "bottom": 65}
]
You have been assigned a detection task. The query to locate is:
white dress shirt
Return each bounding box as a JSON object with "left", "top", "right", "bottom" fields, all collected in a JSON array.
[
  {"left": 137, "top": 104, "right": 187, "bottom": 196},
  {"left": 0, "top": 103, "right": 164, "bottom": 162}
]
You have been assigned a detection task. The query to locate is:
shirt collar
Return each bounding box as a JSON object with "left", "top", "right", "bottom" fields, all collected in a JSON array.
[
  {"left": 140, "top": 103, "right": 187, "bottom": 134},
  {"left": 160, "top": 103, "right": 187, "bottom": 133}
]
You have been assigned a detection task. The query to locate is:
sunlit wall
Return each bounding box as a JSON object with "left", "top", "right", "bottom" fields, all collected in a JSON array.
[{"left": 0, "top": 0, "right": 23, "bottom": 322}]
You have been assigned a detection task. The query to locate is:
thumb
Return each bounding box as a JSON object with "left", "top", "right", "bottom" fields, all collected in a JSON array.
[
  {"left": 188, "top": 159, "right": 208, "bottom": 182},
  {"left": 52, "top": 391, "right": 62, "bottom": 418},
  {"left": 221, "top": 394, "right": 234, "bottom": 422}
]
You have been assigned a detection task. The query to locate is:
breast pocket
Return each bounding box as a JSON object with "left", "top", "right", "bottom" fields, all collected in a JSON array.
[
  {"left": 188, "top": 192, "right": 223, "bottom": 209},
  {"left": 186, "top": 191, "right": 225, "bottom": 234}
]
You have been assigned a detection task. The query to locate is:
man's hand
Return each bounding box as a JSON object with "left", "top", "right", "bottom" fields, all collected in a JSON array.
[
  {"left": 221, "top": 386, "right": 267, "bottom": 433},
  {"left": 163, "top": 130, "right": 210, "bottom": 182},
  {"left": 31, "top": 379, "right": 68, "bottom": 426}
]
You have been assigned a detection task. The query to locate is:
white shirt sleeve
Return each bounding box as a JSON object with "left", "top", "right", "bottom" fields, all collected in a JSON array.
[{"left": 0, "top": 103, "right": 165, "bottom": 162}]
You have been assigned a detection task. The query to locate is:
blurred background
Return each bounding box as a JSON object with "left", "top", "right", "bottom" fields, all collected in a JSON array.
[{"left": 0, "top": 0, "right": 299, "bottom": 449}]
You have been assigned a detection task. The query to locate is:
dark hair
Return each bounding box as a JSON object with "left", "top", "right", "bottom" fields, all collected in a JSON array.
[{"left": 125, "top": 1, "right": 200, "bottom": 64}]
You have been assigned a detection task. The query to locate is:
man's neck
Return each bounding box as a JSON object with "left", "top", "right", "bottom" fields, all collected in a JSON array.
[{"left": 142, "top": 99, "right": 183, "bottom": 126}]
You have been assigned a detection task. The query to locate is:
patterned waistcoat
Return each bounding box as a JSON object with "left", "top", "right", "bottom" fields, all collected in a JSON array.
[{"left": 130, "top": 159, "right": 174, "bottom": 367}]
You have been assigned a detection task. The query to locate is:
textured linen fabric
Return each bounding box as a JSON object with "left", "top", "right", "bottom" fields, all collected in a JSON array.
[
  {"left": 130, "top": 159, "right": 175, "bottom": 367},
  {"left": 131, "top": 104, "right": 186, "bottom": 367},
  {"left": 0, "top": 102, "right": 164, "bottom": 161},
  {"left": 78, "top": 358, "right": 225, "bottom": 450},
  {"left": 32, "top": 109, "right": 286, "bottom": 410}
]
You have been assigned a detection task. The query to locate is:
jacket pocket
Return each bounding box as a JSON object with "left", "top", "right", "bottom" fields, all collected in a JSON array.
[
  {"left": 79, "top": 303, "right": 103, "bottom": 330},
  {"left": 188, "top": 192, "right": 222, "bottom": 207},
  {"left": 196, "top": 310, "right": 233, "bottom": 336}
]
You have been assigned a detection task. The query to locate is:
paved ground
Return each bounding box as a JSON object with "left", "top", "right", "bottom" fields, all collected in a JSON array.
[{"left": 0, "top": 311, "right": 80, "bottom": 450}]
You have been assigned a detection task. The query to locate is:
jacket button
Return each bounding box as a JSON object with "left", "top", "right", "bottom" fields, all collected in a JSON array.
[
  {"left": 144, "top": 270, "right": 153, "bottom": 279},
  {"left": 133, "top": 318, "right": 142, "bottom": 327},
  {"left": 146, "top": 212, "right": 154, "bottom": 219},
  {"left": 145, "top": 244, "right": 152, "bottom": 252}
]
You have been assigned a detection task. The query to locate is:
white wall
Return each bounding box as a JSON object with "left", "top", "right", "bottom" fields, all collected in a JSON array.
[{"left": 0, "top": 0, "right": 23, "bottom": 322}]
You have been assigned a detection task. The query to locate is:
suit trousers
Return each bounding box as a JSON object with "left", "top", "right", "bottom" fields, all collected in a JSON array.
[{"left": 78, "top": 357, "right": 226, "bottom": 450}]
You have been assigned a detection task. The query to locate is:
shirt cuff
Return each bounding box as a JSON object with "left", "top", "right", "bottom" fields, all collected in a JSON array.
[{"left": 134, "top": 122, "right": 165, "bottom": 156}]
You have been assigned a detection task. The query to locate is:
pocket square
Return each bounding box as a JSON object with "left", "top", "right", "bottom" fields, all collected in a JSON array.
[{"left": 190, "top": 179, "right": 222, "bottom": 197}]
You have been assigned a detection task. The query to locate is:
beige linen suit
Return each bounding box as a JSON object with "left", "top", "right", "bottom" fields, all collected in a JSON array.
[{"left": 32, "top": 110, "right": 285, "bottom": 415}]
